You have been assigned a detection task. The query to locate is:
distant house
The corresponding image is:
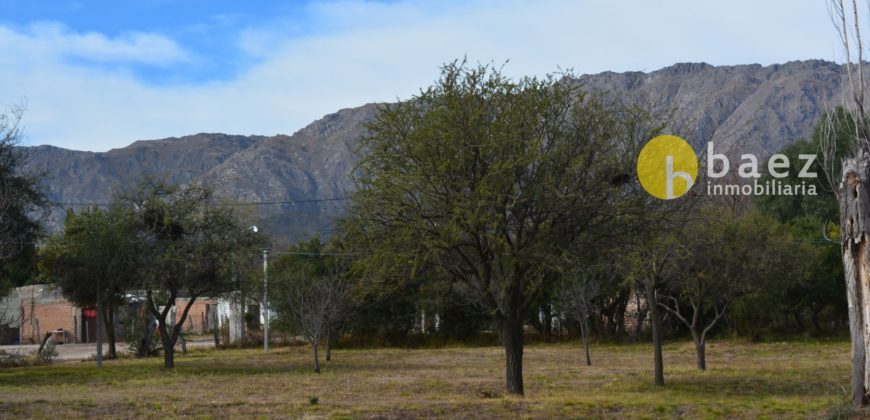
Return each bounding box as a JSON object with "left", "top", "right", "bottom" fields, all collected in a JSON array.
[
  {"left": 0, "top": 284, "right": 225, "bottom": 345},
  {"left": 0, "top": 285, "right": 83, "bottom": 345}
]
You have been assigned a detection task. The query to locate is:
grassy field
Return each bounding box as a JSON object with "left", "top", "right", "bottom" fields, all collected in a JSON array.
[{"left": 0, "top": 339, "right": 853, "bottom": 418}]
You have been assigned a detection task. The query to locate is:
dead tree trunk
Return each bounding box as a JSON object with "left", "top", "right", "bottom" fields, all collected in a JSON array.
[{"left": 840, "top": 154, "right": 870, "bottom": 407}]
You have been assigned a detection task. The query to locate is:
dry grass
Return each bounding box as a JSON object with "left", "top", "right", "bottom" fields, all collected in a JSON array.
[{"left": 0, "top": 339, "right": 853, "bottom": 418}]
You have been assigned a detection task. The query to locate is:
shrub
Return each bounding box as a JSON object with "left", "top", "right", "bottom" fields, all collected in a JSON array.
[{"left": 36, "top": 340, "right": 59, "bottom": 364}]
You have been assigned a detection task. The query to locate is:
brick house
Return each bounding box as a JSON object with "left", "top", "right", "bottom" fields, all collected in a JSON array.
[
  {"left": 12, "top": 285, "right": 82, "bottom": 344},
  {"left": 0, "top": 285, "right": 221, "bottom": 345},
  {"left": 169, "top": 298, "right": 219, "bottom": 335}
]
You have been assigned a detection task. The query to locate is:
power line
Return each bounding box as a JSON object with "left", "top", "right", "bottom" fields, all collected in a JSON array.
[
  {"left": 268, "top": 251, "right": 356, "bottom": 256},
  {"left": 47, "top": 196, "right": 352, "bottom": 208}
]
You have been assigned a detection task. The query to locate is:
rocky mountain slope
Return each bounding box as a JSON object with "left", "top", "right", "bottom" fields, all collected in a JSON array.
[{"left": 21, "top": 61, "right": 846, "bottom": 245}]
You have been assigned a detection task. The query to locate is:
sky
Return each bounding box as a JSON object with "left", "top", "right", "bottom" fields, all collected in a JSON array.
[{"left": 0, "top": 0, "right": 843, "bottom": 152}]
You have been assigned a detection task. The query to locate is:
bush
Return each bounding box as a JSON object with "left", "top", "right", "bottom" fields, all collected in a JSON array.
[
  {"left": 123, "top": 310, "right": 160, "bottom": 357},
  {"left": 0, "top": 349, "right": 28, "bottom": 368},
  {"left": 36, "top": 340, "right": 58, "bottom": 364}
]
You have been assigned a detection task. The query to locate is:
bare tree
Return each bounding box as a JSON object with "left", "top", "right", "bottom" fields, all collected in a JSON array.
[
  {"left": 556, "top": 264, "right": 605, "bottom": 366},
  {"left": 323, "top": 274, "right": 352, "bottom": 362},
  {"left": 283, "top": 271, "right": 351, "bottom": 373}
]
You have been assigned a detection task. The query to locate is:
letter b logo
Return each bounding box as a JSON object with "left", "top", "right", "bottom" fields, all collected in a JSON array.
[{"left": 637, "top": 135, "right": 698, "bottom": 200}]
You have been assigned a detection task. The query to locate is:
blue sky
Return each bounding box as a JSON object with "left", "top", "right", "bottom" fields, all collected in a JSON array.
[{"left": 0, "top": 0, "right": 842, "bottom": 151}]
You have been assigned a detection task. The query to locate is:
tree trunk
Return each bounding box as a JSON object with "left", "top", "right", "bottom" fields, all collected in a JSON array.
[
  {"left": 811, "top": 308, "right": 823, "bottom": 335},
  {"left": 325, "top": 332, "right": 332, "bottom": 362},
  {"left": 614, "top": 296, "right": 627, "bottom": 339},
  {"left": 542, "top": 304, "right": 552, "bottom": 342},
  {"left": 102, "top": 304, "right": 117, "bottom": 359},
  {"left": 693, "top": 334, "right": 706, "bottom": 371},
  {"left": 500, "top": 314, "right": 525, "bottom": 395},
  {"left": 793, "top": 309, "right": 806, "bottom": 333},
  {"left": 239, "top": 292, "right": 246, "bottom": 348},
  {"left": 163, "top": 337, "right": 175, "bottom": 368},
  {"left": 138, "top": 312, "right": 154, "bottom": 357},
  {"left": 212, "top": 306, "right": 220, "bottom": 349},
  {"left": 633, "top": 288, "right": 646, "bottom": 344},
  {"left": 646, "top": 284, "right": 664, "bottom": 386},
  {"left": 146, "top": 291, "right": 199, "bottom": 369},
  {"left": 156, "top": 321, "right": 175, "bottom": 368},
  {"left": 312, "top": 343, "right": 321, "bottom": 373},
  {"left": 581, "top": 315, "right": 591, "bottom": 366},
  {"left": 840, "top": 156, "right": 870, "bottom": 408}
]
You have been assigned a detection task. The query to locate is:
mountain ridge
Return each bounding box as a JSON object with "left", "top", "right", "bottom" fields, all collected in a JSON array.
[{"left": 21, "top": 60, "right": 847, "bottom": 245}]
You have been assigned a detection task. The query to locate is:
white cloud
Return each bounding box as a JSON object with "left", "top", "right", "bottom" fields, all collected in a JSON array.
[
  {"left": 0, "top": 22, "right": 189, "bottom": 66},
  {"left": 0, "top": 0, "right": 842, "bottom": 152}
]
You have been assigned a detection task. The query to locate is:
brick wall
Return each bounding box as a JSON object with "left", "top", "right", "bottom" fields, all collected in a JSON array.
[
  {"left": 176, "top": 298, "right": 217, "bottom": 335},
  {"left": 21, "top": 301, "right": 78, "bottom": 344}
]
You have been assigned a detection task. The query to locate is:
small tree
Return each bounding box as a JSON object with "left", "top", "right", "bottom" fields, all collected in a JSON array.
[
  {"left": 39, "top": 205, "right": 142, "bottom": 359},
  {"left": 283, "top": 272, "right": 349, "bottom": 372},
  {"left": 657, "top": 209, "right": 793, "bottom": 370},
  {"left": 273, "top": 237, "right": 352, "bottom": 372},
  {"left": 625, "top": 233, "right": 682, "bottom": 387},
  {"left": 556, "top": 264, "right": 605, "bottom": 366},
  {"left": 125, "top": 179, "right": 258, "bottom": 368}
]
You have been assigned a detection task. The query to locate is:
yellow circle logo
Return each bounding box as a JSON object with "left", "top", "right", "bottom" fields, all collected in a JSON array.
[{"left": 637, "top": 135, "right": 697, "bottom": 200}]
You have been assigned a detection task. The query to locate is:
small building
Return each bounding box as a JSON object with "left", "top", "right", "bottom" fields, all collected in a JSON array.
[
  {"left": 2, "top": 285, "right": 83, "bottom": 344},
  {"left": 0, "top": 285, "right": 228, "bottom": 345}
]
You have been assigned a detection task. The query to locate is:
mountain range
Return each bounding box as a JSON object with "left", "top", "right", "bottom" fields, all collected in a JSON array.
[{"left": 21, "top": 60, "right": 846, "bottom": 246}]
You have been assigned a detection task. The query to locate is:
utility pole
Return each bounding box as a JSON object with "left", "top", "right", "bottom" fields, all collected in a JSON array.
[
  {"left": 262, "top": 247, "right": 270, "bottom": 353},
  {"left": 96, "top": 278, "right": 103, "bottom": 368}
]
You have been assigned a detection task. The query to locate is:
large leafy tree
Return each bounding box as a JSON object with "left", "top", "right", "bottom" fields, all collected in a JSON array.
[
  {"left": 342, "top": 62, "right": 665, "bottom": 395},
  {"left": 39, "top": 205, "right": 143, "bottom": 359}
]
